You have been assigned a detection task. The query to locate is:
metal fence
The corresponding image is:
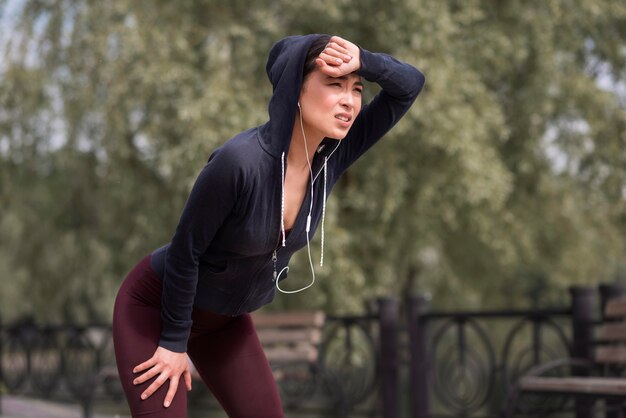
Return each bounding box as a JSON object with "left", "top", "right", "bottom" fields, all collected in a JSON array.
[
  {"left": 2, "top": 284, "right": 623, "bottom": 418},
  {"left": 0, "top": 314, "right": 383, "bottom": 418},
  {"left": 402, "top": 284, "right": 625, "bottom": 418},
  {"left": 0, "top": 321, "right": 120, "bottom": 417},
  {"left": 408, "top": 300, "right": 572, "bottom": 418}
]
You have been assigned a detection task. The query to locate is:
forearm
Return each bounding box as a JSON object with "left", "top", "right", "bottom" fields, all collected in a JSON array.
[
  {"left": 357, "top": 47, "right": 425, "bottom": 103},
  {"left": 336, "top": 48, "right": 425, "bottom": 168},
  {"left": 159, "top": 148, "right": 241, "bottom": 352}
]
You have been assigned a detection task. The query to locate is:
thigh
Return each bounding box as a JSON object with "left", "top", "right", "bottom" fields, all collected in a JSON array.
[
  {"left": 187, "top": 313, "right": 284, "bottom": 418},
  {"left": 112, "top": 255, "right": 188, "bottom": 418}
]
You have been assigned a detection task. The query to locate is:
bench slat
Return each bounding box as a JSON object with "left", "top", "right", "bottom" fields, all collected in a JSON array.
[
  {"left": 252, "top": 311, "right": 325, "bottom": 328},
  {"left": 520, "top": 376, "right": 626, "bottom": 395},
  {"left": 595, "top": 346, "right": 626, "bottom": 364},
  {"left": 605, "top": 298, "right": 626, "bottom": 319},
  {"left": 597, "top": 323, "right": 626, "bottom": 342},
  {"left": 253, "top": 311, "right": 325, "bottom": 365},
  {"left": 257, "top": 329, "right": 322, "bottom": 345},
  {"left": 264, "top": 346, "right": 319, "bottom": 364}
]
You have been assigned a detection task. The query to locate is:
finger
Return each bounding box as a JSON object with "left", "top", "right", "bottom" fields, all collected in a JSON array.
[
  {"left": 133, "top": 356, "right": 157, "bottom": 374},
  {"left": 163, "top": 375, "right": 180, "bottom": 408},
  {"left": 141, "top": 372, "right": 168, "bottom": 401},
  {"left": 133, "top": 365, "right": 161, "bottom": 385},
  {"left": 327, "top": 40, "right": 350, "bottom": 57},
  {"left": 184, "top": 370, "right": 192, "bottom": 391},
  {"left": 323, "top": 45, "right": 351, "bottom": 62},
  {"left": 318, "top": 52, "right": 344, "bottom": 66},
  {"left": 329, "top": 36, "right": 350, "bottom": 51},
  {"left": 316, "top": 58, "right": 341, "bottom": 77}
]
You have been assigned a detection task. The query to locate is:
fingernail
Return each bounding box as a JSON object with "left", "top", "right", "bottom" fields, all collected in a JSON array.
[
  {"left": 164, "top": 401, "right": 170, "bottom": 408},
  {"left": 141, "top": 394, "right": 147, "bottom": 400},
  {"left": 336, "top": 58, "right": 342, "bottom": 64},
  {"left": 346, "top": 55, "right": 352, "bottom": 60},
  {"left": 133, "top": 379, "right": 137, "bottom": 385}
]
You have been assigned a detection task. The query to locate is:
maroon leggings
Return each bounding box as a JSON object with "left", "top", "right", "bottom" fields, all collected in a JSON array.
[{"left": 112, "top": 255, "right": 284, "bottom": 417}]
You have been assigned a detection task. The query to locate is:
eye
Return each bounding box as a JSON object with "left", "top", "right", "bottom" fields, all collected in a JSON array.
[
  {"left": 329, "top": 82, "right": 342, "bottom": 87},
  {"left": 354, "top": 88, "right": 363, "bottom": 94}
]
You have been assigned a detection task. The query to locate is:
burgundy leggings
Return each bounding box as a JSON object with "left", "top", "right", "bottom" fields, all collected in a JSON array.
[{"left": 112, "top": 255, "right": 284, "bottom": 417}]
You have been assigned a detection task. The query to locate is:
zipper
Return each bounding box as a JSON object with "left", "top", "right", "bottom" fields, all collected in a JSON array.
[{"left": 272, "top": 250, "right": 278, "bottom": 281}]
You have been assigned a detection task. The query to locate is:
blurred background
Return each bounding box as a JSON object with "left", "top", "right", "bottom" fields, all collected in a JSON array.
[{"left": 0, "top": 0, "right": 625, "bottom": 325}]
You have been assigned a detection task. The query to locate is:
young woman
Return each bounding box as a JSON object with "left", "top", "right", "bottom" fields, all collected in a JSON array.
[{"left": 113, "top": 34, "right": 425, "bottom": 417}]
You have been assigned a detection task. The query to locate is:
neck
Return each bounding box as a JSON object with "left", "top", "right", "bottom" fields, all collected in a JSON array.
[{"left": 287, "top": 112, "right": 324, "bottom": 169}]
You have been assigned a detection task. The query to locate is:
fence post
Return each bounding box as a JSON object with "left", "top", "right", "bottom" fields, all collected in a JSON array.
[
  {"left": 569, "top": 286, "right": 596, "bottom": 418},
  {"left": 408, "top": 294, "right": 430, "bottom": 418},
  {"left": 82, "top": 400, "right": 94, "bottom": 418},
  {"left": 378, "top": 297, "right": 399, "bottom": 418}
]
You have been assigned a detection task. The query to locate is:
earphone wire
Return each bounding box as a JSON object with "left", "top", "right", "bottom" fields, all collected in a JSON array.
[{"left": 275, "top": 102, "right": 318, "bottom": 294}]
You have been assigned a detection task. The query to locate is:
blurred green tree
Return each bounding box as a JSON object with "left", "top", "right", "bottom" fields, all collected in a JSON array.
[{"left": 0, "top": 0, "right": 624, "bottom": 322}]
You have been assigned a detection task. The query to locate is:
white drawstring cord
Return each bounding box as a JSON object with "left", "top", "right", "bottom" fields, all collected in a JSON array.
[
  {"left": 280, "top": 152, "right": 286, "bottom": 247},
  {"left": 275, "top": 105, "right": 317, "bottom": 294},
  {"left": 275, "top": 100, "right": 345, "bottom": 293},
  {"left": 320, "top": 157, "right": 327, "bottom": 267}
]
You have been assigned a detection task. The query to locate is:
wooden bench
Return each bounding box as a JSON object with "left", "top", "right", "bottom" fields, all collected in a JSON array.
[
  {"left": 505, "top": 297, "right": 626, "bottom": 416},
  {"left": 190, "top": 310, "right": 325, "bottom": 382},
  {"left": 79, "top": 311, "right": 327, "bottom": 413},
  {"left": 253, "top": 310, "right": 325, "bottom": 366}
]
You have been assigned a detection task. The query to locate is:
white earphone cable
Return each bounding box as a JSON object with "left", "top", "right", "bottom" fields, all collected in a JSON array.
[{"left": 275, "top": 102, "right": 317, "bottom": 294}]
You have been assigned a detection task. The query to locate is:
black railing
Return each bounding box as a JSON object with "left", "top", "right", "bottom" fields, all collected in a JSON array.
[
  {"left": 0, "top": 321, "right": 120, "bottom": 417},
  {"left": 408, "top": 299, "right": 572, "bottom": 418},
  {"left": 0, "top": 314, "right": 382, "bottom": 418},
  {"left": 2, "top": 284, "right": 622, "bottom": 418},
  {"left": 406, "top": 284, "right": 626, "bottom": 418},
  {"left": 322, "top": 313, "right": 380, "bottom": 415}
]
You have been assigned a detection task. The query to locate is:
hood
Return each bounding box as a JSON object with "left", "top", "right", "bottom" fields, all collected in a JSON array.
[{"left": 259, "top": 34, "right": 329, "bottom": 158}]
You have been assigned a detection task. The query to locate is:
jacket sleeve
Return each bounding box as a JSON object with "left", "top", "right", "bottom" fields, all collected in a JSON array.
[
  {"left": 336, "top": 47, "right": 425, "bottom": 170},
  {"left": 159, "top": 148, "right": 241, "bottom": 352}
]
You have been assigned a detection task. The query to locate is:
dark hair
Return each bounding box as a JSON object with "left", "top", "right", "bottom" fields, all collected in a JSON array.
[{"left": 302, "top": 35, "right": 332, "bottom": 80}]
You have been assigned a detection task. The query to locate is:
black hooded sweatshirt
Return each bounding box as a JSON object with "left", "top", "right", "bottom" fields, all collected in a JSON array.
[{"left": 150, "top": 34, "right": 425, "bottom": 353}]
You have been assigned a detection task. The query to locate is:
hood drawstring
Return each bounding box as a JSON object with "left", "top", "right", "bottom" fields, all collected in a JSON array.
[
  {"left": 275, "top": 98, "right": 343, "bottom": 293},
  {"left": 280, "top": 152, "right": 286, "bottom": 247},
  {"left": 320, "top": 157, "right": 327, "bottom": 267},
  {"left": 275, "top": 146, "right": 338, "bottom": 294}
]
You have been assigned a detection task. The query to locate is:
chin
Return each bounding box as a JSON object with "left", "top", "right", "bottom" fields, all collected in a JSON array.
[{"left": 326, "top": 129, "right": 352, "bottom": 140}]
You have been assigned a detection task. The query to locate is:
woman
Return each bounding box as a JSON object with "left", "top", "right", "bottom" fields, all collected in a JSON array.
[{"left": 113, "top": 34, "right": 425, "bottom": 417}]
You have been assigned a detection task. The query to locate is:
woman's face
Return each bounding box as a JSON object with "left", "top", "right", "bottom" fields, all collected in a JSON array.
[{"left": 298, "top": 69, "right": 363, "bottom": 140}]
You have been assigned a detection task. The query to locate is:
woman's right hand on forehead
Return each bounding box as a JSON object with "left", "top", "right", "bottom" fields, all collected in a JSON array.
[{"left": 316, "top": 36, "right": 361, "bottom": 78}]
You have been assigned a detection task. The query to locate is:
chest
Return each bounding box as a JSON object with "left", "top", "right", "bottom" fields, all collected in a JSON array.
[
  {"left": 208, "top": 156, "right": 337, "bottom": 257},
  {"left": 282, "top": 166, "right": 311, "bottom": 230}
]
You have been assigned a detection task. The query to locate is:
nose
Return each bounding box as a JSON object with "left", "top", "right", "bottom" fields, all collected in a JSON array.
[{"left": 339, "top": 91, "right": 354, "bottom": 110}]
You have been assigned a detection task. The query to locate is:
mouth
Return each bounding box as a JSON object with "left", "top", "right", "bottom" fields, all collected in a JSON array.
[{"left": 334, "top": 113, "right": 352, "bottom": 124}]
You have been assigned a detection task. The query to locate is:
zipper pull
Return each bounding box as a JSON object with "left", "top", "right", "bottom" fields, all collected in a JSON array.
[{"left": 272, "top": 250, "right": 278, "bottom": 281}]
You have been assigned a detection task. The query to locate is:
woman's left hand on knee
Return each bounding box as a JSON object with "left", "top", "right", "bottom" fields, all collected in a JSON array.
[{"left": 132, "top": 346, "right": 193, "bottom": 408}]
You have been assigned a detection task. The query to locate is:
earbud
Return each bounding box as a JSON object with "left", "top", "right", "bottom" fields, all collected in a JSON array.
[{"left": 297, "top": 101, "right": 301, "bottom": 109}]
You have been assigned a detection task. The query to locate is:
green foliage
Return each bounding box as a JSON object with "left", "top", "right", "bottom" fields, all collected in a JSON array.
[{"left": 0, "top": 0, "right": 625, "bottom": 322}]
